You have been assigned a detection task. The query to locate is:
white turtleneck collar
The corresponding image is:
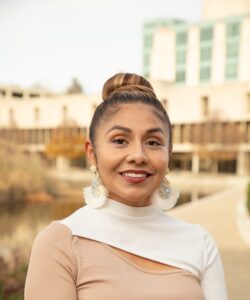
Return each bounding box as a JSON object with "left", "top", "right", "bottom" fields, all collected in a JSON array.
[{"left": 100, "top": 197, "right": 157, "bottom": 217}]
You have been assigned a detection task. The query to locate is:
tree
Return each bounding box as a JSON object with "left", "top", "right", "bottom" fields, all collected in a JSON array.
[
  {"left": 66, "top": 78, "right": 84, "bottom": 94},
  {"left": 45, "top": 127, "right": 86, "bottom": 159}
]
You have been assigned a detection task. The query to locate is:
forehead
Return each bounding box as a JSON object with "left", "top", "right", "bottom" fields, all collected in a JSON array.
[{"left": 99, "top": 103, "right": 167, "bottom": 133}]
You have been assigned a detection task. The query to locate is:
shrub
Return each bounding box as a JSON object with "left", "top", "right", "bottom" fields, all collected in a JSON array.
[
  {"left": 0, "top": 141, "right": 59, "bottom": 206},
  {"left": 0, "top": 249, "right": 27, "bottom": 300}
]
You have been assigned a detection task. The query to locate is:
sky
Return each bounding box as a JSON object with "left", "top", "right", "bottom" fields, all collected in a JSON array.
[{"left": 0, "top": 0, "right": 202, "bottom": 94}]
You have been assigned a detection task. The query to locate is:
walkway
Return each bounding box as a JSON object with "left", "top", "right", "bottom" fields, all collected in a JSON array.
[{"left": 169, "top": 186, "right": 250, "bottom": 300}]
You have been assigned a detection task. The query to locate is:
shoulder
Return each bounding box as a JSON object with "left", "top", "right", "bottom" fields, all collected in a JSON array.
[
  {"left": 165, "top": 213, "right": 216, "bottom": 242},
  {"left": 31, "top": 221, "right": 75, "bottom": 259},
  {"left": 164, "top": 214, "right": 219, "bottom": 268},
  {"left": 179, "top": 220, "right": 219, "bottom": 270},
  {"left": 33, "top": 221, "right": 72, "bottom": 244},
  {"left": 26, "top": 222, "right": 79, "bottom": 293},
  {"left": 163, "top": 213, "right": 203, "bottom": 236},
  {"left": 29, "top": 221, "right": 78, "bottom": 275}
]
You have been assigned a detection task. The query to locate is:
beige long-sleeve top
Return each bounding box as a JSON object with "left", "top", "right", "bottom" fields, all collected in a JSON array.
[{"left": 25, "top": 221, "right": 204, "bottom": 300}]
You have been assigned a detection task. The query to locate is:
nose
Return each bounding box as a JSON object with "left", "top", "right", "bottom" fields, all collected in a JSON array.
[{"left": 126, "top": 142, "right": 149, "bottom": 165}]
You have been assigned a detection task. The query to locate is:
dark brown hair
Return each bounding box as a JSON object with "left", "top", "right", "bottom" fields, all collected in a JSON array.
[{"left": 89, "top": 73, "right": 172, "bottom": 149}]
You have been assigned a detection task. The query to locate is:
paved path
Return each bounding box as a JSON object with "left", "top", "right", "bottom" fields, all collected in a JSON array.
[{"left": 169, "top": 186, "right": 250, "bottom": 300}]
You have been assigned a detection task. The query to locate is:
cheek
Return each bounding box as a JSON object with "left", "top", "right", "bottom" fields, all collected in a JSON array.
[
  {"left": 152, "top": 151, "right": 169, "bottom": 168},
  {"left": 96, "top": 151, "right": 121, "bottom": 174}
]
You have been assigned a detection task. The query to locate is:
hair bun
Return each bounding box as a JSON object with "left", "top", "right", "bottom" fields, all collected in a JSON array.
[{"left": 102, "top": 73, "right": 156, "bottom": 101}]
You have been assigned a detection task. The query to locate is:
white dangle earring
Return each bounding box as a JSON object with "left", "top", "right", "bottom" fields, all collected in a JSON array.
[
  {"left": 83, "top": 165, "right": 109, "bottom": 208},
  {"left": 151, "top": 168, "right": 179, "bottom": 211}
]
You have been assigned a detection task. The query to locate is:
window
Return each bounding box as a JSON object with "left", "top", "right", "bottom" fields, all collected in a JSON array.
[
  {"left": 200, "top": 67, "right": 211, "bottom": 81},
  {"left": 9, "top": 108, "right": 15, "bottom": 125},
  {"left": 176, "top": 32, "right": 187, "bottom": 45},
  {"left": 176, "top": 70, "right": 186, "bottom": 83},
  {"left": 225, "top": 62, "right": 238, "bottom": 79},
  {"left": 30, "top": 93, "right": 40, "bottom": 98},
  {"left": 176, "top": 31, "right": 188, "bottom": 82},
  {"left": 144, "top": 35, "right": 152, "bottom": 48},
  {"left": 225, "top": 21, "right": 240, "bottom": 81},
  {"left": 226, "top": 22, "right": 241, "bottom": 38},
  {"left": 200, "top": 47, "right": 212, "bottom": 61},
  {"left": 176, "top": 50, "right": 186, "bottom": 64},
  {"left": 34, "top": 107, "right": 40, "bottom": 123},
  {"left": 226, "top": 43, "right": 239, "bottom": 58},
  {"left": 200, "top": 27, "right": 213, "bottom": 41},
  {"left": 62, "top": 105, "right": 68, "bottom": 123},
  {"left": 201, "top": 96, "right": 209, "bottom": 117},
  {"left": 12, "top": 91, "right": 23, "bottom": 98},
  {"left": 199, "top": 27, "right": 213, "bottom": 83},
  {"left": 0, "top": 89, "right": 6, "bottom": 97}
]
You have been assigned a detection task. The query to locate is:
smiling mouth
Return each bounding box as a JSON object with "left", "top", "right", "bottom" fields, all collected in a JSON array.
[
  {"left": 121, "top": 172, "right": 150, "bottom": 178},
  {"left": 119, "top": 172, "right": 151, "bottom": 184},
  {"left": 119, "top": 170, "right": 152, "bottom": 179}
]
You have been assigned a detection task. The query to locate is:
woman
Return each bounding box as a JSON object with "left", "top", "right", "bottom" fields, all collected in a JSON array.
[{"left": 25, "top": 73, "right": 227, "bottom": 299}]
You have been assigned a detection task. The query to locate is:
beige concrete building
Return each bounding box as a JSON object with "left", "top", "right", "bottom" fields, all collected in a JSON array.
[
  {"left": 202, "top": 0, "right": 250, "bottom": 20},
  {"left": 1, "top": 79, "right": 249, "bottom": 175},
  {"left": 143, "top": 0, "right": 250, "bottom": 176},
  {"left": 0, "top": 85, "right": 100, "bottom": 168}
]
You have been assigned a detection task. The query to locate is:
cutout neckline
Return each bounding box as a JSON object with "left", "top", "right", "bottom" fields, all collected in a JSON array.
[{"left": 101, "top": 243, "right": 188, "bottom": 275}]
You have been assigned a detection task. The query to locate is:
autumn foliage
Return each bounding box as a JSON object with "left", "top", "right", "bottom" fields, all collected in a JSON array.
[{"left": 46, "top": 127, "right": 86, "bottom": 159}]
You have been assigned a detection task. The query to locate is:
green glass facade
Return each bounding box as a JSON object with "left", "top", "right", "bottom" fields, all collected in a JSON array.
[
  {"left": 175, "top": 30, "right": 188, "bottom": 83},
  {"left": 143, "top": 14, "right": 246, "bottom": 84},
  {"left": 143, "top": 19, "right": 185, "bottom": 78},
  {"left": 199, "top": 25, "right": 214, "bottom": 82},
  {"left": 225, "top": 18, "right": 242, "bottom": 80}
]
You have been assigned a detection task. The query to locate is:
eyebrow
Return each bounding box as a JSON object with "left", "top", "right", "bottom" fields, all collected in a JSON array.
[{"left": 105, "top": 126, "right": 165, "bottom": 135}]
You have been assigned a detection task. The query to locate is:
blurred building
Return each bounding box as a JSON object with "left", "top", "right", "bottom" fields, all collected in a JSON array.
[
  {"left": 0, "top": 85, "right": 100, "bottom": 169},
  {"left": 143, "top": 0, "right": 250, "bottom": 176},
  {"left": 202, "top": 0, "right": 250, "bottom": 20},
  {"left": 1, "top": 0, "right": 250, "bottom": 175}
]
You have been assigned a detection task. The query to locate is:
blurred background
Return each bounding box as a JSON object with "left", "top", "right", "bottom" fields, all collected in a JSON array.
[{"left": 0, "top": 0, "right": 250, "bottom": 299}]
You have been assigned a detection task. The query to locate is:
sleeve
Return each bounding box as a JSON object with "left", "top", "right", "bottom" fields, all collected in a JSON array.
[
  {"left": 24, "top": 222, "right": 78, "bottom": 300},
  {"left": 199, "top": 226, "right": 228, "bottom": 300}
]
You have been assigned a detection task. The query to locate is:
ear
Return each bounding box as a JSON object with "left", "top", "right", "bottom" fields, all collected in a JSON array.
[{"left": 85, "top": 140, "right": 96, "bottom": 166}]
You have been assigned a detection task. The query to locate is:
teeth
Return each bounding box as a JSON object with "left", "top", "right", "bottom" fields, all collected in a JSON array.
[{"left": 123, "top": 173, "right": 147, "bottom": 178}]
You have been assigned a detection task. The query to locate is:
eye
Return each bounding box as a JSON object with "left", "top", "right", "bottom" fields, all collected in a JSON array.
[
  {"left": 146, "top": 140, "right": 161, "bottom": 146},
  {"left": 112, "top": 138, "right": 127, "bottom": 145}
]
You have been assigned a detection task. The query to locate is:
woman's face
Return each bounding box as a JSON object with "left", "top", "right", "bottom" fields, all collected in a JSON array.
[{"left": 85, "top": 103, "right": 171, "bottom": 207}]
